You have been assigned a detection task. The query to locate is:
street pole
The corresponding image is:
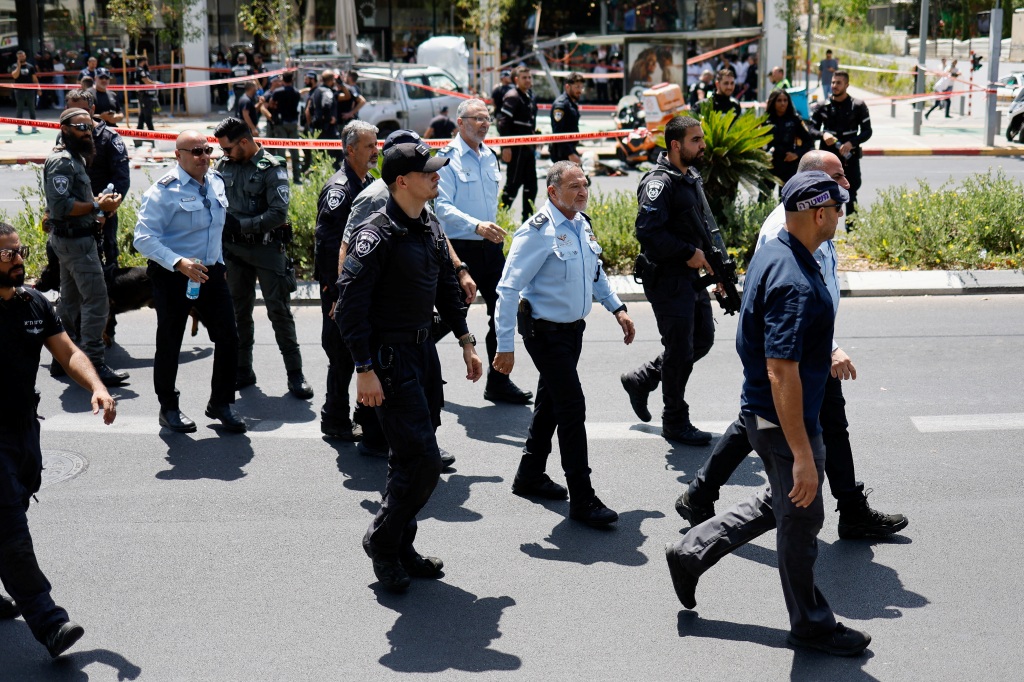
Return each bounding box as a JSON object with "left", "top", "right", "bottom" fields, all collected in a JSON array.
[
  {"left": 804, "top": 1, "right": 812, "bottom": 91},
  {"left": 913, "top": 0, "right": 930, "bottom": 135},
  {"left": 985, "top": 1, "right": 1004, "bottom": 146}
]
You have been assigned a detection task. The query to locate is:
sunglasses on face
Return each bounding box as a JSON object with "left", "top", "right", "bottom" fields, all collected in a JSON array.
[
  {"left": 178, "top": 146, "right": 214, "bottom": 157},
  {"left": 0, "top": 246, "right": 29, "bottom": 262},
  {"left": 66, "top": 122, "right": 94, "bottom": 132}
]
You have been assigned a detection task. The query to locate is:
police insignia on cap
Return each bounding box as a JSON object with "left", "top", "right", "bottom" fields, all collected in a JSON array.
[
  {"left": 277, "top": 186, "right": 290, "bottom": 203},
  {"left": 326, "top": 188, "right": 344, "bottom": 211},
  {"left": 355, "top": 231, "right": 381, "bottom": 256},
  {"left": 646, "top": 180, "right": 665, "bottom": 201},
  {"left": 795, "top": 191, "right": 831, "bottom": 212},
  {"left": 52, "top": 176, "right": 69, "bottom": 195},
  {"left": 553, "top": 109, "right": 564, "bottom": 122}
]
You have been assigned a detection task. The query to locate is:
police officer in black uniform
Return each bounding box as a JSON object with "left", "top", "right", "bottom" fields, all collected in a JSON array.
[
  {"left": 490, "top": 69, "right": 513, "bottom": 118},
  {"left": 621, "top": 116, "right": 716, "bottom": 445},
  {"left": 808, "top": 70, "right": 871, "bottom": 216},
  {"left": 134, "top": 56, "right": 159, "bottom": 148},
  {"left": 62, "top": 89, "right": 131, "bottom": 276},
  {"left": 314, "top": 120, "right": 378, "bottom": 440},
  {"left": 335, "top": 143, "right": 482, "bottom": 592},
  {"left": 0, "top": 222, "right": 116, "bottom": 658},
  {"left": 497, "top": 66, "right": 539, "bottom": 215},
  {"left": 308, "top": 70, "right": 341, "bottom": 168},
  {"left": 549, "top": 72, "right": 585, "bottom": 164}
]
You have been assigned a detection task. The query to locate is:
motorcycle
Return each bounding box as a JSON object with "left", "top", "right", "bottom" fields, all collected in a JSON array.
[
  {"left": 612, "top": 95, "right": 657, "bottom": 166},
  {"left": 1006, "top": 88, "right": 1024, "bottom": 142}
]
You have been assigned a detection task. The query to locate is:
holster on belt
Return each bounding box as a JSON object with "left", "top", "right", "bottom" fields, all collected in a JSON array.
[
  {"left": 517, "top": 298, "right": 535, "bottom": 339},
  {"left": 633, "top": 252, "right": 657, "bottom": 285}
]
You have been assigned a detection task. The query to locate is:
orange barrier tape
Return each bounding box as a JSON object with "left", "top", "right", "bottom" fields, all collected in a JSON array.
[
  {"left": 686, "top": 36, "right": 760, "bottom": 66},
  {"left": 1, "top": 67, "right": 291, "bottom": 91},
  {"left": 0, "top": 116, "right": 638, "bottom": 149}
]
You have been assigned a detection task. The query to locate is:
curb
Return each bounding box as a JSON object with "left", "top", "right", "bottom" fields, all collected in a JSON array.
[{"left": 862, "top": 147, "right": 1024, "bottom": 156}]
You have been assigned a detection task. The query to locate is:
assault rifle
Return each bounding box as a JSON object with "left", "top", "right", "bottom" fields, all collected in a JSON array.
[{"left": 691, "top": 170, "right": 741, "bottom": 315}]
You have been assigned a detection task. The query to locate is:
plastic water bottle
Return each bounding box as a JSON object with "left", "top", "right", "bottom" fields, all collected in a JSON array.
[
  {"left": 97, "top": 183, "right": 115, "bottom": 217},
  {"left": 185, "top": 258, "right": 202, "bottom": 299}
]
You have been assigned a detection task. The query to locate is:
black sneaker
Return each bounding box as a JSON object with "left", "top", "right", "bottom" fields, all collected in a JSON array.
[
  {"left": 512, "top": 473, "right": 568, "bottom": 500},
  {"left": 321, "top": 420, "right": 363, "bottom": 441},
  {"left": 372, "top": 558, "right": 411, "bottom": 592},
  {"left": 620, "top": 373, "right": 652, "bottom": 423},
  {"left": 838, "top": 491, "right": 909, "bottom": 539},
  {"left": 45, "top": 620, "right": 85, "bottom": 658},
  {"left": 401, "top": 552, "right": 444, "bottom": 578},
  {"left": 569, "top": 496, "right": 618, "bottom": 527},
  {"left": 0, "top": 594, "right": 19, "bottom": 620},
  {"left": 94, "top": 363, "right": 129, "bottom": 387},
  {"left": 439, "top": 448, "right": 456, "bottom": 468},
  {"left": 662, "top": 424, "right": 713, "bottom": 446},
  {"left": 787, "top": 623, "right": 871, "bottom": 656},
  {"left": 674, "top": 488, "right": 715, "bottom": 526},
  {"left": 664, "top": 542, "right": 698, "bottom": 609}
]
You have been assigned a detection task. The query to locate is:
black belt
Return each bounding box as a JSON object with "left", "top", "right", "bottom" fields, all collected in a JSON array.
[
  {"left": 533, "top": 318, "right": 584, "bottom": 333},
  {"left": 377, "top": 327, "right": 431, "bottom": 344},
  {"left": 51, "top": 225, "right": 96, "bottom": 238}
]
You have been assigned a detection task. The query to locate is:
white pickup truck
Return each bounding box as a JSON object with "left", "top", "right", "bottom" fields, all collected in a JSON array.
[{"left": 354, "top": 63, "right": 465, "bottom": 138}]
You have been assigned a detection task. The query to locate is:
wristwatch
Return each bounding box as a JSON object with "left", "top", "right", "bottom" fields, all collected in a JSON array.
[
  {"left": 613, "top": 304, "right": 628, "bottom": 315},
  {"left": 355, "top": 360, "right": 374, "bottom": 374},
  {"left": 91, "top": 200, "right": 101, "bottom": 214},
  {"left": 454, "top": 263, "right": 470, "bottom": 275},
  {"left": 458, "top": 333, "right": 477, "bottom": 348}
]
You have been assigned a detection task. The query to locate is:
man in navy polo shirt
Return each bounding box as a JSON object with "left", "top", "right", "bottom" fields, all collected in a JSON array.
[{"left": 664, "top": 171, "right": 872, "bottom": 657}]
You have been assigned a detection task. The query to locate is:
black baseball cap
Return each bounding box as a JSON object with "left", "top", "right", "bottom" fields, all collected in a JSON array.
[
  {"left": 95, "top": 67, "right": 111, "bottom": 79},
  {"left": 383, "top": 129, "right": 421, "bottom": 150},
  {"left": 381, "top": 143, "right": 449, "bottom": 184},
  {"left": 781, "top": 171, "right": 849, "bottom": 212}
]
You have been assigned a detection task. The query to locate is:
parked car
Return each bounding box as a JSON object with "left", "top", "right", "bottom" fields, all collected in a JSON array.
[
  {"left": 995, "top": 72, "right": 1024, "bottom": 103},
  {"left": 355, "top": 64, "right": 464, "bottom": 138}
]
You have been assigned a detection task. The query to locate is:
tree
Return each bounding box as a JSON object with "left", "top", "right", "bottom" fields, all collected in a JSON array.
[
  {"left": 157, "top": 0, "right": 206, "bottom": 49},
  {"left": 105, "top": 0, "right": 153, "bottom": 54},
  {"left": 238, "top": 0, "right": 290, "bottom": 55}
]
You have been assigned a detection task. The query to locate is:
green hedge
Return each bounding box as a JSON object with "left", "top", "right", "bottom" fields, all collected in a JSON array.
[{"left": 853, "top": 170, "right": 1024, "bottom": 269}]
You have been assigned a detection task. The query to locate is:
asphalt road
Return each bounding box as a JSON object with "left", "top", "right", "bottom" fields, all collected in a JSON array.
[{"left": 1, "top": 295, "right": 1021, "bottom": 679}]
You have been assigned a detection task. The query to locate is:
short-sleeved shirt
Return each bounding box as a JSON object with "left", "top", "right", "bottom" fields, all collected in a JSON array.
[
  {"left": 427, "top": 114, "right": 456, "bottom": 139},
  {"left": 92, "top": 88, "right": 122, "bottom": 119},
  {"left": 43, "top": 150, "right": 94, "bottom": 228},
  {"left": 737, "top": 230, "right": 835, "bottom": 436},
  {"left": 135, "top": 65, "right": 157, "bottom": 96},
  {"left": 238, "top": 93, "right": 261, "bottom": 128},
  {"left": 270, "top": 85, "right": 301, "bottom": 123},
  {"left": 1, "top": 288, "right": 63, "bottom": 425},
  {"left": 231, "top": 63, "right": 254, "bottom": 84},
  {"left": 12, "top": 61, "right": 37, "bottom": 84}
]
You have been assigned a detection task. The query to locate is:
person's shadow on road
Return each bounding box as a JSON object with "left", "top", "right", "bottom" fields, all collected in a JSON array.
[
  {"left": 330, "top": 442, "right": 386, "bottom": 495},
  {"left": 420, "top": 474, "right": 504, "bottom": 522},
  {"left": 235, "top": 385, "right": 316, "bottom": 432},
  {"left": 675, "top": 612, "right": 880, "bottom": 681},
  {"left": 733, "top": 535, "right": 926, "bottom": 620},
  {"left": 442, "top": 400, "right": 532, "bottom": 448},
  {"left": 375, "top": 581, "right": 520, "bottom": 673},
  {"left": 154, "top": 431, "right": 254, "bottom": 481},
  {"left": 520, "top": 508, "right": 665, "bottom": 566},
  {"left": 0, "top": 623, "right": 142, "bottom": 680}
]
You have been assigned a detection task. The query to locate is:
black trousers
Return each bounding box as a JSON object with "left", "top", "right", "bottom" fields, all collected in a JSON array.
[
  {"left": 0, "top": 418, "right": 69, "bottom": 644},
  {"left": 135, "top": 96, "right": 156, "bottom": 147},
  {"left": 501, "top": 146, "right": 537, "bottom": 216},
  {"left": 519, "top": 322, "right": 594, "bottom": 501},
  {"left": 671, "top": 413, "right": 836, "bottom": 638},
  {"left": 149, "top": 261, "right": 238, "bottom": 409},
  {"left": 364, "top": 340, "right": 445, "bottom": 559},
  {"left": 689, "top": 374, "right": 862, "bottom": 507},
  {"left": 449, "top": 239, "right": 508, "bottom": 386},
  {"left": 627, "top": 274, "right": 714, "bottom": 428},
  {"left": 837, "top": 152, "right": 862, "bottom": 215},
  {"left": 100, "top": 212, "right": 119, "bottom": 275}
]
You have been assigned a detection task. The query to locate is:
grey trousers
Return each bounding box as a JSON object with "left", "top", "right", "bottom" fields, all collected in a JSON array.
[
  {"left": 50, "top": 233, "right": 109, "bottom": 364},
  {"left": 669, "top": 412, "right": 837, "bottom": 638}
]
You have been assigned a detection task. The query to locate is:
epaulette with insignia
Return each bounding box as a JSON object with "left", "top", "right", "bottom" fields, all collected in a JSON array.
[
  {"left": 579, "top": 210, "right": 593, "bottom": 226},
  {"left": 158, "top": 173, "right": 176, "bottom": 186},
  {"left": 528, "top": 212, "right": 549, "bottom": 229},
  {"left": 256, "top": 154, "right": 281, "bottom": 170},
  {"left": 435, "top": 146, "right": 454, "bottom": 158}
]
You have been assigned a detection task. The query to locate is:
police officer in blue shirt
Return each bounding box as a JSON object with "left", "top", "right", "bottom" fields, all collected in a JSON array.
[
  {"left": 665, "top": 171, "right": 872, "bottom": 657},
  {"left": 436, "top": 98, "right": 533, "bottom": 405},
  {"left": 493, "top": 161, "right": 635, "bottom": 527},
  {"left": 134, "top": 130, "right": 245, "bottom": 433},
  {"left": 677, "top": 151, "right": 907, "bottom": 540}
]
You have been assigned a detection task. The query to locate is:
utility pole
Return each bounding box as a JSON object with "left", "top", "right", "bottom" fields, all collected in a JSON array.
[
  {"left": 804, "top": 0, "right": 812, "bottom": 91},
  {"left": 913, "top": 0, "right": 930, "bottom": 135},
  {"left": 985, "top": 1, "right": 1004, "bottom": 146}
]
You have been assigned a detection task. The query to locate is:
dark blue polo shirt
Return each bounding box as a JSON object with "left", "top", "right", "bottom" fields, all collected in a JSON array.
[{"left": 737, "top": 229, "right": 834, "bottom": 436}]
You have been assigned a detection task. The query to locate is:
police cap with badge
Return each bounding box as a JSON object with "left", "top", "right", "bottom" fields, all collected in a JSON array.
[{"left": 381, "top": 142, "right": 450, "bottom": 184}]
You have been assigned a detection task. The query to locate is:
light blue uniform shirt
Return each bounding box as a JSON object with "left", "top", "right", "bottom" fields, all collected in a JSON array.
[
  {"left": 757, "top": 202, "right": 841, "bottom": 350},
  {"left": 434, "top": 134, "right": 501, "bottom": 240},
  {"left": 133, "top": 165, "right": 229, "bottom": 271},
  {"left": 494, "top": 201, "right": 623, "bottom": 353}
]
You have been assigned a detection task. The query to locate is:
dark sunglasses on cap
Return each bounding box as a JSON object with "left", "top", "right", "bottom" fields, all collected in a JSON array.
[
  {"left": 0, "top": 246, "right": 29, "bottom": 262},
  {"left": 66, "top": 122, "right": 94, "bottom": 132},
  {"left": 178, "top": 146, "right": 215, "bottom": 157}
]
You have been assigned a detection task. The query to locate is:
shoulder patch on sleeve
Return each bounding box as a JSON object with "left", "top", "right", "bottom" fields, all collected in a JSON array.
[
  {"left": 553, "top": 108, "right": 564, "bottom": 123},
  {"left": 112, "top": 135, "right": 125, "bottom": 154},
  {"left": 326, "top": 188, "right": 345, "bottom": 211},
  {"left": 354, "top": 230, "right": 382, "bottom": 257},
  {"left": 51, "top": 175, "right": 70, "bottom": 195},
  {"left": 644, "top": 179, "right": 665, "bottom": 202},
  {"left": 276, "top": 185, "right": 290, "bottom": 204},
  {"left": 529, "top": 212, "right": 549, "bottom": 230}
]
